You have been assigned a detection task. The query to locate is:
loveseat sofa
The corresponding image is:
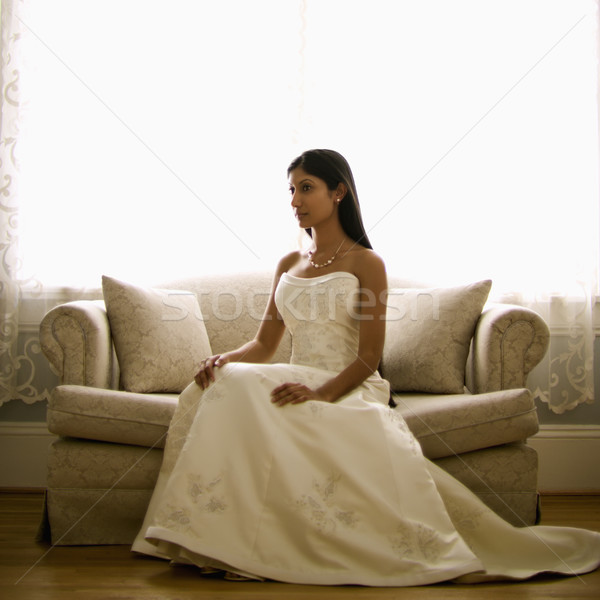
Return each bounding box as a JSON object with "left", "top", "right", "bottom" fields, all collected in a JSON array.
[{"left": 38, "top": 272, "right": 549, "bottom": 545}]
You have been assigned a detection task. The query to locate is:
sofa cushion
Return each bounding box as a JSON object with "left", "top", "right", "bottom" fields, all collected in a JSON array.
[
  {"left": 395, "top": 387, "right": 538, "bottom": 459},
  {"left": 102, "top": 275, "right": 212, "bottom": 393},
  {"left": 49, "top": 383, "right": 537, "bottom": 461},
  {"left": 381, "top": 280, "right": 492, "bottom": 394},
  {"left": 48, "top": 385, "right": 178, "bottom": 448}
]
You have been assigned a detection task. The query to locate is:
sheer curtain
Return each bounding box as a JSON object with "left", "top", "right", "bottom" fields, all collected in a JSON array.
[
  {"left": 0, "top": 0, "right": 41, "bottom": 404},
  {"left": 1, "top": 0, "right": 598, "bottom": 412}
]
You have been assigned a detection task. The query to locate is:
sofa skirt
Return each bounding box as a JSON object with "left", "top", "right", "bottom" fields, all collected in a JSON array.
[{"left": 41, "top": 437, "right": 539, "bottom": 545}]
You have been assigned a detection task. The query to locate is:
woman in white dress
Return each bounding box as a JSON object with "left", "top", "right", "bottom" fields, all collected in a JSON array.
[{"left": 133, "top": 149, "right": 600, "bottom": 586}]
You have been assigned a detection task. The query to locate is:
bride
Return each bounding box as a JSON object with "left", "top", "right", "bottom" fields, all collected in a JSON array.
[{"left": 132, "top": 149, "right": 600, "bottom": 586}]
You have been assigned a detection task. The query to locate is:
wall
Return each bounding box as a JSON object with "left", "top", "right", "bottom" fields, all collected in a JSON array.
[{"left": 523, "top": 336, "right": 600, "bottom": 493}]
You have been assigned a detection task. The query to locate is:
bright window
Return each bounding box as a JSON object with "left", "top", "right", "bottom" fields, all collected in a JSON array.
[{"left": 15, "top": 0, "right": 599, "bottom": 295}]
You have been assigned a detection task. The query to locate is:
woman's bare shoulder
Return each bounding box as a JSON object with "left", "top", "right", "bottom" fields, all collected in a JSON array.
[
  {"left": 351, "top": 247, "right": 386, "bottom": 273},
  {"left": 350, "top": 247, "right": 387, "bottom": 290},
  {"left": 274, "top": 250, "right": 303, "bottom": 276}
]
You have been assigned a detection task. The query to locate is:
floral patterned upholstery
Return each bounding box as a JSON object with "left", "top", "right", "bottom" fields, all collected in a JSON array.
[
  {"left": 102, "top": 276, "right": 213, "bottom": 393},
  {"left": 382, "top": 280, "right": 492, "bottom": 394}
]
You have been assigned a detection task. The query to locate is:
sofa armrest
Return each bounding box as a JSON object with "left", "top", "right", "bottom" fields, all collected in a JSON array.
[
  {"left": 466, "top": 303, "right": 550, "bottom": 394},
  {"left": 39, "top": 300, "right": 118, "bottom": 389}
]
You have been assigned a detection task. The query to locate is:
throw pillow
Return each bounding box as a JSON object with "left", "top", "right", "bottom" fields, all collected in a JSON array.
[
  {"left": 102, "top": 275, "right": 212, "bottom": 393},
  {"left": 381, "top": 280, "right": 492, "bottom": 394}
]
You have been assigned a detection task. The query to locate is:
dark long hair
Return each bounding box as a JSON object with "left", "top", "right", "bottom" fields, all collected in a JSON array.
[{"left": 287, "top": 149, "right": 373, "bottom": 249}]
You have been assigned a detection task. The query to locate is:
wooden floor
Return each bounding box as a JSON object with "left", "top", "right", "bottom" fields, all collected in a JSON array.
[{"left": 1, "top": 491, "right": 599, "bottom": 600}]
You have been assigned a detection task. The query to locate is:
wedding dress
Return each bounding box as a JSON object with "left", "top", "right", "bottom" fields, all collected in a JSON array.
[{"left": 132, "top": 271, "right": 600, "bottom": 586}]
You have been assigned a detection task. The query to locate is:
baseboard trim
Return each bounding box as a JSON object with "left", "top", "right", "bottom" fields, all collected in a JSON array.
[
  {"left": 0, "top": 422, "right": 53, "bottom": 436},
  {"left": 0, "top": 421, "right": 57, "bottom": 488},
  {"left": 528, "top": 424, "right": 600, "bottom": 493},
  {"left": 0, "top": 487, "right": 46, "bottom": 494}
]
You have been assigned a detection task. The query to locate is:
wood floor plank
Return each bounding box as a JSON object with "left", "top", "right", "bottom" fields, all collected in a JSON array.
[{"left": 1, "top": 491, "right": 599, "bottom": 599}]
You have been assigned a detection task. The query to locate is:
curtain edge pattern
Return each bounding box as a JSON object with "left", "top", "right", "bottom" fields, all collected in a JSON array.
[{"left": 0, "top": 0, "right": 50, "bottom": 406}]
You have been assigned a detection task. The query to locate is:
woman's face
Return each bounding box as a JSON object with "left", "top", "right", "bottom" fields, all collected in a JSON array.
[{"left": 288, "top": 167, "right": 338, "bottom": 229}]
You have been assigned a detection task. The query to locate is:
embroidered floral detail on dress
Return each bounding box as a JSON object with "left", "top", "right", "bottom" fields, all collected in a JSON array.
[
  {"left": 443, "top": 497, "right": 486, "bottom": 549},
  {"left": 388, "top": 521, "right": 412, "bottom": 557},
  {"left": 187, "top": 474, "right": 228, "bottom": 513},
  {"left": 279, "top": 276, "right": 361, "bottom": 373},
  {"left": 294, "top": 473, "right": 359, "bottom": 534},
  {"left": 386, "top": 408, "right": 421, "bottom": 456},
  {"left": 386, "top": 407, "right": 408, "bottom": 431},
  {"left": 201, "top": 384, "right": 226, "bottom": 405},
  {"left": 154, "top": 504, "right": 192, "bottom": 533},
  {"left": 415, "top": 523, "right": 443, "bottom": 560},
  {"left": 308, "top": 401, "right": 325, "bottom": 419},
  {"left": 388, "top": 519, "right": 445, "bottom": 561}
]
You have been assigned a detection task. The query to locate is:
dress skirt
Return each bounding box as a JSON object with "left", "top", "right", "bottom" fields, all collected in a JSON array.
[{"left": 132, "top": 362, "right": 600, "bottom": 586}]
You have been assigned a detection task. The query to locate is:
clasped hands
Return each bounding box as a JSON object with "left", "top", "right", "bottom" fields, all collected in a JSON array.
[{"left": 194, "top": 355, "right": 327, "bottom": 406}]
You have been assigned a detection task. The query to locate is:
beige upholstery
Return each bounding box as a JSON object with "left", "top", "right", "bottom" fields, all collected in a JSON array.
[
  {"left": 39, "top": 272, "right": 550, "bottom": 544},
  {"left": 397, "top": 388, "right": 539, "bottom": 459},
  {"left": 382, "top": 280, "right": 493, "bottom": 394}
]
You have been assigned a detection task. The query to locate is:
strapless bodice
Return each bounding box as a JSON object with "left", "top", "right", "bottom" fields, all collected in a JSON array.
[{"left": 274, "top": 271, "right": 360, "bottom": 373}]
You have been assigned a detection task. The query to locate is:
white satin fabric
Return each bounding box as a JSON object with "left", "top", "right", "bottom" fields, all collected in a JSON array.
[{"left": 132, "top": 272, "right": 600, "bottom": 586}]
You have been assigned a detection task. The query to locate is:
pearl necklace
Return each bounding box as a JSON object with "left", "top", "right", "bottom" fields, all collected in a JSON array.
[{"left": 307, "top": 240, "right": 345, "bottom": 269}]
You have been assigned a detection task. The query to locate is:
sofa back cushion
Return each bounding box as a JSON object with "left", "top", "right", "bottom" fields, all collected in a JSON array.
[
  {"left": 102, "top": 276, "right": 213, "bottom": 393},
  {"left": 381, "top": 279, "right": 492, "bottom": 394},
  {"left": 161, "top": 272, "right": 293, "bottom": 364},
  {"left": 158, "top": 273, "right": 490, "bottom": 395}
]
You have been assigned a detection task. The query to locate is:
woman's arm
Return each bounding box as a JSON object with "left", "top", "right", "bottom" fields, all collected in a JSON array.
[
  {"left": 194, "top": 253, "right": 296, "bottom": 389},
  {"left": 271, "top": 250, "right": 387, "bottom": 405}
]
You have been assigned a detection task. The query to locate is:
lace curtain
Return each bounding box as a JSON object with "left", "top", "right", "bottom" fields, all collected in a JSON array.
[
  {"left": 1, "top": 0, "right": 598, "bottom": 414},
  {"left": 0, "top": 0, "right": 43, "bottom": 404}
]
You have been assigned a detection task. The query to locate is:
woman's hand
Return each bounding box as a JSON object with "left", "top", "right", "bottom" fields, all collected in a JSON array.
[
  {"left": 270, "top": 382, "right": 328, "bottom": 406},
  {"left": 194, "top": 354, "right": 229, "bottom": 389}
]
